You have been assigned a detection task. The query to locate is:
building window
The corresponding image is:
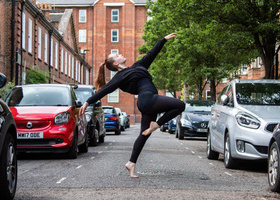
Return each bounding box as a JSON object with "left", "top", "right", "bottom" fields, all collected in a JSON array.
[
  {"left": 55, "top": 42, "right": 58, "bottom": 69},
  {"left": 75, "top": 60, "right": 78, "bottom": 81},
  {"left": 78, "top": 63, "right": 81, "bottom": 82},
  {"left": 72, "top": 57, "right": 74, "bottom": 79},
  {"left": 257, "top": 57, "right": 262, "bottom": 68},
  {"left": 206, "top": 90, "right": 211, "bottom": 100},
  {"left": 44, "top": 33, "right": 48, "bottom": 63},
  {"left": 240, "top": 64, "right": 247, "bottom": 75},
  {"left": 28, "top": 18, "right": 33, "bottom": 53},
  {"left": 65, "top": 51, "right": 68, "bottom": 75},
  {"left": 108, "top": 90, "right": 119, "bottom": 103},
  {"left": 79, "top": 10, "right": 86, "bottom": 22},
  {"left": 222, "top": 78, "right": 227, "bottom": 83},
  {"left": 22, "top": 13, "right": 26, "bottom": 50},
  {"left": 79, "top": 30, "right": 86, "bottom": 43},
  {"left": 111, "top": 9, "right": 119, "bottom": 22},
  {"left": 111, "top": 29, "right": 119, "bottom": 42},
  {"left": 86, "top": 69, "right": 89, "bottom": 85},
  {"left": 38, "top": 27, "right": 42, "bottom": 59},
  {"left": 61, "top": 48, "right": 64, "bottom": 73},
  {"left": 111, "top": 49, "right": 118, "bottom": 54},
  {"left": 81, "top": 65, "right": 83, "bottom": 83},
  {"left": 68, "top": 54, "right": 71, "bottom": 76},
  {"left": 50, "top": 38, "right": 53, "bottom": 66}
]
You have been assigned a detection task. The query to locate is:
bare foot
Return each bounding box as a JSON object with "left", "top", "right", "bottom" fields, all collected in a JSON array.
[
  {"left": 125, "top": 161, "right": 139, "bottom": 178},
  {"left": 142, "top": 121, "right": 160, "bottom": 136}
]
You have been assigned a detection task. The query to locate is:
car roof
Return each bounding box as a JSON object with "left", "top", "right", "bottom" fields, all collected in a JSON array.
[
  {"left": 14, "top": 84, "right": 71, "bottom": 89},
  {"left": 102, "top": 106, "right": 114, "bottom": 108},
  {"left": 231, "top": 79, "right": 280, "bottom": 84},
  {"left": 73, "top": 84, "right": 96, "bottom": 89}
]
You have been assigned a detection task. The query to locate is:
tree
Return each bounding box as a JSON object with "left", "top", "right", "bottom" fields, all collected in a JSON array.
[
  {"left": 186, "top": 0, "right": 280, "bottom": 79},
  {"left": 26, "top": 66, "right": 50, "bottom": 84}
]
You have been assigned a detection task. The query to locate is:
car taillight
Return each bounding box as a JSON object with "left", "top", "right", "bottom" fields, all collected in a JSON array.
[{"left": 109, "top": 116, "right": 117, "bottom": 120}]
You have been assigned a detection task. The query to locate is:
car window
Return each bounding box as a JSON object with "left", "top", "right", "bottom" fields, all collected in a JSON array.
[
  {"left": 236, "top": 83, "right": 280, "bottom": 105},
  {"left": 103, "top": 107, "right": 115, "bottom": 114},
  {"left": 185, "top": 101, "right": 214, "bottom": 112},
  {"left": 226, "top": 85, "right": 234, "bottom": 107},
  {"left": 6, "top": 86, "right": 71, "bottom": 106},
  {"left": 74, "top": 88, "right": 94, "bottom": 104}
]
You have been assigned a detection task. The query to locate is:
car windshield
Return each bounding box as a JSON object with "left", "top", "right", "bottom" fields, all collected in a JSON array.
[
  {"left": 236, "top": 83, "right": 280, "bottom": 105},
  {"left": 185, "top": 101, "right": 214, "bottom": 112},
  {"left": 74, "top": 88, "right": 94, "bottom": 104},
  {"left": 6, "top": 86, "right": 72, "bottom": 106},
  {"left": 103, "top": 108, "right": 115, "bottom": 114}
]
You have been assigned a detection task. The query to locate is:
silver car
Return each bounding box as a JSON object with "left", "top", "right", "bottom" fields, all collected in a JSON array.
[{"left": 207, "top": 79, "right": 280, "bottom": 168}]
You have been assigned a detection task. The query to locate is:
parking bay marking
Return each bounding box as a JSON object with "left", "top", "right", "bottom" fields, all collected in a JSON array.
[
  {"left": 225, "top": 172, "right": 232, "bottom": 176},
  {"left": 76, "top": 165, "right": 83, "bottom": 169},
  {"left": 57, "top": 177, "right": 67, "bottom": 184}
]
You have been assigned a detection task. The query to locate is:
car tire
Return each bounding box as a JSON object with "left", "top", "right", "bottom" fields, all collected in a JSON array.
[
  {"left": 207, "top": 131, "right": 219, "bottom": 160},
  {"left": 0, "top": 133, "right": 17, "bottom": 200},
  {"left": 90, "top": 128, "right": 98, "bottom": 146},
  {"left": 178, "top": 127, "right": 184, "bottom": 140},
  {"left": 224, "top": 133, "right": 237, "bottom": 169},
  {"left": 67, "top": 133, "right": 78, "bottom": 159},
  {"left": 79, "top": 131, "right": 88, "bottom": 153},
  {"left": 121, "top": 125, "right": 125, "bottom": 131},
  {"left": 268, "top": 141, "right": 280, "bottom": 192},
  {"left": 99, "top": 134, "right": 105, "bottom": 143},
  {"left": 115, "top": 129, "right": 121, "bottom": 135},
  {"left": 175, "top": 127, "right": 178, "bottom": 138}
]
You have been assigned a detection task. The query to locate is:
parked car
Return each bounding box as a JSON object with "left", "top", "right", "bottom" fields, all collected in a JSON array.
[
  {"left": 5, "top": 84, "right": 88, "bottom": 159},
  {"left": 115, "top": 107, "right": 125, "bottom": 131},
  {"left": 158, "top": 113, "right": 168, "bottom": 132},
  {"left": 122, "top": 112, "right": 130, "bottom": 128},
  {"left": 102, "top": 106, "right": 121, "bottom": 135},
  {"left": 168, "top": 118, "right": 176, "bottom": 134},
  {"left": 268, "top": 123, "right": 280, "bottom": 192},
  {"left": 73, "top": 85, "right": 105, "bottom": 146},
  {"left": 0, "top": 73, "right": 17, "bottom": 199},
  {"left": 207, "top": 79, "right": 280, "bottom": 169},
  {"left": 176, "top": 100, "right": 214, "bottom": 139}
]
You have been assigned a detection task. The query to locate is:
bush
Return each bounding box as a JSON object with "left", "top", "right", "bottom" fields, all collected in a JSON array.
[
  {"left": 0, "top": 82, "right": 14, "bottom": 99},
  {"left": 26, "top": 66, "right": 50, "bottom": 84}
]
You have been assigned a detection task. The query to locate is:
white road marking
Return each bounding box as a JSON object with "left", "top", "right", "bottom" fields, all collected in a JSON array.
[
  {"left": 98, "top": 151, "right": 102, "bottom": 154},
  {"left": 76, "top": 165, "right": 83, "bottom": 169},
  {"left": 209, "top": 163, "right": 214, "bottom": 166},
  {"left": 191, "top": 151, "right": 195, "bottom": 154},
  {"left": 186, "top": 147, "right": 189, "bottom": 150},
  {"left": 198, "top": 156, "right": 202, "bottom": 159},
  {"left": 225, "top": 172, "right": 232, "bottom": 176},
  {"left": 56, "top": 177, "right": 67, "bottom": 184},
  {"left": 91, "top": 156, "right": 95, "bottom": 159}
]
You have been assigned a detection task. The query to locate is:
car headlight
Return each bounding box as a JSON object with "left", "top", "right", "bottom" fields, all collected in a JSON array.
[
  {"left": 55, "top": 112, "right": 70, "bottom": 125},
  {"left": 85, "top": 114, "right": 91, "bottom": 122},
  {"left": 181, "top": 119, "right": 192, "bottom": 127},
  {"left": 235, "top": 113, "right": 260, "bottom": 129},
  {"left": 172, "top": 118, "right": 176, "bottom": 124}
]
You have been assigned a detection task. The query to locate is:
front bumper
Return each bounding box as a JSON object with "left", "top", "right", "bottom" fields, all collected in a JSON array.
[{"left": 181, "top": 126, "right": 207, "bottom": 137}]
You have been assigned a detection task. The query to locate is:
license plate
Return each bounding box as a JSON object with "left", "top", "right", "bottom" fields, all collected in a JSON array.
[
  {"left": 17, "top": 132, "right": 43, "bottom": 139},
  {"left": 196, "top": 129, "right": 207, "bottom": 133}
]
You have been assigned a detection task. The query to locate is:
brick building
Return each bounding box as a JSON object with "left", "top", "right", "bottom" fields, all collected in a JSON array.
[
  {"left": 36, "top": 0, "right": 157, "bottom": 124},
  {"left": 0, "top": 0, "right": 91, "bottom": 86}
]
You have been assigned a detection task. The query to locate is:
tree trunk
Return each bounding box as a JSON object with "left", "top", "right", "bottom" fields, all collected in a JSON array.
[
  {"left": 210, "top": 79, "right": 216, "bottom": 101},
  {"left": 183, "top": 82, "right": 188, "bottom": 102}
]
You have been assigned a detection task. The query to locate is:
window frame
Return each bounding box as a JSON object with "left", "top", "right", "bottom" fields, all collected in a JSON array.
[
  {"left": 111, "top": 29, "right": 119, "bottom": 42},
  {"left": 111, "top": 9, "right": 119, "bottom": 22},
  {"left": 79, "top": 10, "right": 86, "bottom": 23}
]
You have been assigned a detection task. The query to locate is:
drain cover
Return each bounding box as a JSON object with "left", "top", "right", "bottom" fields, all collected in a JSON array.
[{"left": 136, "top": 169, "right": 209, "bottom": 180}]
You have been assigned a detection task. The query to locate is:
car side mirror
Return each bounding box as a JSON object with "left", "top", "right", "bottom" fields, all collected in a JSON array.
[
  {"left": 75, "top": 100, "right": 82, "bottom": 107},
  {"left": 221, "top": 94, "right": 229, "bottom": 106},
  {"left": 0, "top": 73, "right": 7, "bottom": 88},
  {"left": 95, "top": 100, "right": 101, "bottom": 107}
]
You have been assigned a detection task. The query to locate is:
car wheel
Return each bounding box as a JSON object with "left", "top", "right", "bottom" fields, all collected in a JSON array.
[
  {"left": 268, "top": 141, "right": 280, "bottom": 192},
  {"left": 0, "top": 133, "right": 17, "bottom": 200},
  {"left": 207, "top": 131, "right": 219, "bottom": 160},
  {"left": 79, "top": 131, "right": 88, "bottom": 153},
  {"left": 224, "top": 133, "right": 236, "bottom": 169},
  {"left": 175, "top": 127, "right": 178, "bottom": 138},
  {"left": 90, "top": 128, "right": 98, "bottom": 146},
  {"left": 99, "top": 134, "right": 105, "bottom": 143},
  {"left": 67, "top": 133, "right": 78, "bottom": 159},
  {"left": 121, "top": 125, "right": 125, "bottom": 131}
]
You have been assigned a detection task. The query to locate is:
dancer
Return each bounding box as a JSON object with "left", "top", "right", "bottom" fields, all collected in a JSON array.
[{"left": 79, "top": 33, "right": 185, "bottom": 178}]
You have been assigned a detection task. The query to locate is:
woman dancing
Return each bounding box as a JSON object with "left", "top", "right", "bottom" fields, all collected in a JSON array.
[{"left": 79, "top": 33, "right": 185, "bottom": 178}]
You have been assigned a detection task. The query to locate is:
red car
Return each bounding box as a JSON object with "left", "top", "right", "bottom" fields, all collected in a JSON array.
[{"left": 5, "top": 84, "right": 88, "bottom": 159}]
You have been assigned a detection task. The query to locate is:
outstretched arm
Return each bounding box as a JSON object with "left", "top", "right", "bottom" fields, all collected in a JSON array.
[{"left": 137, "top": 33, "right": 177, "bottom": 69}]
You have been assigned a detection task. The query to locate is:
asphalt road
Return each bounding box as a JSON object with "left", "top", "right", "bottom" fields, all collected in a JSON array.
[{"left": 14, "top": 125, "right": 280, "bottom": 200}]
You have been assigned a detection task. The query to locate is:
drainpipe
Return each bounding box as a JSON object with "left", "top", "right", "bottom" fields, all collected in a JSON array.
[
  {"left": 11, "top": 0, "right": 16, "bottom": 82},
  {"left": 19, "top": 1, "right": 25, "bottom": 85},
  {"left": 48, "top": 29, "right": 53, "bottom": 83}
]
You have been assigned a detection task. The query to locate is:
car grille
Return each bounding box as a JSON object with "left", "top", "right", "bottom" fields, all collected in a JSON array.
[
  {"left": 254, "top": 145, "right": 268, "bottom": 154},
  {"left": 265, "top": 123, "right": 278, "bottom": 133},
  {"left": 16, "top": 120, "right": 52, "bottom": 130},
  {"left": 192, "top": 122, "right": 208, "bottom": 129},
  {"left": 17, "top": 139, "right": 63, "bottom": 145}
]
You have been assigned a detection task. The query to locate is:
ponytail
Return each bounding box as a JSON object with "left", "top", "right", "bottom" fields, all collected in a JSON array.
[{"left": 95, "top": 63, "right": 106, "bottom": 91}]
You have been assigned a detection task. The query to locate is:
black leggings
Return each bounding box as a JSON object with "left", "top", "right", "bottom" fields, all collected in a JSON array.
[{"left": 129, "top": 95, "right": 185, "bottom": 163}]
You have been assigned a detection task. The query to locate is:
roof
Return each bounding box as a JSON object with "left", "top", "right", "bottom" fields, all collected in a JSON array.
[{"left": 36, "top": 0, "right": 152, "bottom": 6}]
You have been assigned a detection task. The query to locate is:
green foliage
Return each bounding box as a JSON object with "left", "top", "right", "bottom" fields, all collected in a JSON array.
[
  {"left": 26, "top": 66, "right": 50, "bottom": 84},
  {"left": 0, "top": 81, "right": 14, "bottom": 99}
]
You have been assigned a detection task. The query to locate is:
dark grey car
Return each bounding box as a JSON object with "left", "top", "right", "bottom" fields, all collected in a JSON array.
[
  {"left": 73, "top": 85, "right": 105, "bottom": 146},
  {"left": 0, "top": 73, "right": 17, "bottom": 199}
]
